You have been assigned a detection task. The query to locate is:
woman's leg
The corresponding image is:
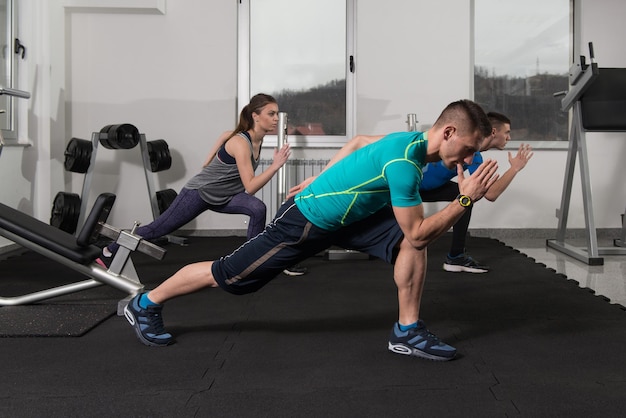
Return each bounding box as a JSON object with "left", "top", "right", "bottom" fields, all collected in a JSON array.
[
  {"left": 106, "top": 188, "right": 211, "bottom": 254},
  {"left": 212, "top": 192, "right": 267, "bottom": 240}
]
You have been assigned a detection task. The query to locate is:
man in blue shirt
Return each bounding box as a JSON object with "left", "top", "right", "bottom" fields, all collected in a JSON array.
[{"left": 420, "top": 112, "right": 533, "bottom": 273}]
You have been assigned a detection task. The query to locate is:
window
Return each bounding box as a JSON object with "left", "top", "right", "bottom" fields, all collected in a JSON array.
[
  {"left": 238, "top": 0, "right": 355, "bottom": 147},
  {"left": 473, "top": 0, "right": 571, "bottom": 145},
  {"left": 1, "top": 0, "right": 16, "bottom": 140}
]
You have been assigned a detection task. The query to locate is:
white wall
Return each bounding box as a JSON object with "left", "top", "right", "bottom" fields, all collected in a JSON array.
[
  {"left": 1, "top": 0, "right": 624, "bottom": 251},
  {"left": 65, "top": 0, "right": 239, "bottom": 232}
]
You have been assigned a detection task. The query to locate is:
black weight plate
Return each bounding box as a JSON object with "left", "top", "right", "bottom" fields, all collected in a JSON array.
[
  {"left": 98, "top": 124, "right": 116, "bottom": 149},
  {"left": 147, "top": 139, "right": 172, "bottom": 172},
  {"left": 50, "top": 191, "right": 81, "bottom": 234},
  {"left": 108, "top": 123, "right": 140, "bottom": 149},
  {"left": 64, "top": 138, "right": 93, "bottom": 173},
  {"left": 156, "top": 189, "right": 178, "bottom": 214}
]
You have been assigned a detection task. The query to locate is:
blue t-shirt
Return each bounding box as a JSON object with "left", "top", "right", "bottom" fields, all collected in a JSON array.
[
  {"left": 419, "top": 151, "right": 483, "bottom": 191},
  {"left": 295, "top": 131, "right": 427, "bottom": 231}
]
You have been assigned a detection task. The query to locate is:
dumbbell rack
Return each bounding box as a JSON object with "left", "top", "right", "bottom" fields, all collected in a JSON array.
[
  {"left": 137, "top": 134, "right": 187, "bottom": 245},
  {"left": 57, "top": 126, "right": 187, "bottom": 245}
]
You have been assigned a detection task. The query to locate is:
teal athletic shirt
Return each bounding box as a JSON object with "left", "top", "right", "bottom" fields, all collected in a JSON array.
[{"left": 294, "top": 131, "right": 428, "bottom": 231}]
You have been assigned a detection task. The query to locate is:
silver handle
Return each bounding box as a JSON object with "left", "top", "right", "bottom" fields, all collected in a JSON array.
[{"left": 0, "top": 87, "right": 31, "bottom": 99}]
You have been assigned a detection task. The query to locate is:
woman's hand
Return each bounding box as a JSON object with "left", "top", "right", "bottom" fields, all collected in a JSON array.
[{"left": 271, "top": 143, "right": 291, "bottom": 169}]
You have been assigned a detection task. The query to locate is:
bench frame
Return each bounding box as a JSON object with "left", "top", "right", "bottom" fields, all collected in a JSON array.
[{"left": 0, "top": 193, "right": 165, "bottom": 315}]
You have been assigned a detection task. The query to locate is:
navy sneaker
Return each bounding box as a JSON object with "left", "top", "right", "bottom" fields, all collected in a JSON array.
[
  {"left": 443, "top": 254, "right": 489, "bottom": 273},
  {"left": 283, "top": 264, "right": 308, "bottom": 276},
  {"left": 123, "top": 293, "right": 174, "bottom": 347},
  {"left": 388, "top": 320, "right": 456, "bottom": 361}
]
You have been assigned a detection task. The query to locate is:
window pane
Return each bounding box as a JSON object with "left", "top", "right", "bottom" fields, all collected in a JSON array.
[
  {"left": 250, "top": 0, "right": 346, "bottom": 136},
  {"left": 474, "top": 0, "right": 570, "bottom": 141}
]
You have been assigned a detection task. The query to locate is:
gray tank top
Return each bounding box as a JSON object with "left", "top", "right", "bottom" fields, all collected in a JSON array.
[{"left": 185, "top": 131, "right": 260, "bottom": 205}]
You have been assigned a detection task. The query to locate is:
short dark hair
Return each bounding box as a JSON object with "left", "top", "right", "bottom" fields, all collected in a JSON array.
[
  {"left": 487, "top": 111, "right": 511, "bottom": 129},
  {"left": 434, "top": 99, "right": 492, "bottom": 138}
]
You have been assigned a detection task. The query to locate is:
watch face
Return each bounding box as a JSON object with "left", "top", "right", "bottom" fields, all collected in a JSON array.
[{"left": 459, "top": 195, "right": 471, "bottom": 207}]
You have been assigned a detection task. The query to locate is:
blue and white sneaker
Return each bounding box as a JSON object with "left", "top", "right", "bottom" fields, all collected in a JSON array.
[
  {"left": 388, "top": 320, "right": 456, "bottom": 361},
  {"left": 124, "top": 293, "right": 174, "bottom": 347}
]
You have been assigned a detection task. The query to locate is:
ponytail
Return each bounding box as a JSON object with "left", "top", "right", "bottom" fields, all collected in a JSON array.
[{"left": 226, "top": 93, "right": 278, "bottom": 141}]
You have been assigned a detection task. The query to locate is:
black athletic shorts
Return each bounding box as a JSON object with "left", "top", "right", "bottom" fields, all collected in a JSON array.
[{"left": 211, "top": 197, "right": 404, "bottom": 295}]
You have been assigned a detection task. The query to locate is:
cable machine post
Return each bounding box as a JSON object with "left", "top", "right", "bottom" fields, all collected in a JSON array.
[
  {"left": 406, "top": 113, "right": 418, "bottom": 132},
  {"left": 276, "top": 112, "right": 288, "bottom": 208}
]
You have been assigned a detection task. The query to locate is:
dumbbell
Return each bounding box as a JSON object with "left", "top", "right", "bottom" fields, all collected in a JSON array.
[{"left": 99, "top": 123, "right": 140, "bottom": 149}]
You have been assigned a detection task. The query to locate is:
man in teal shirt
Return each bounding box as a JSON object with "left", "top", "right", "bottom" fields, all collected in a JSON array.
[{"left": 123, "top": 99, "right": 499, "bottom": 361}]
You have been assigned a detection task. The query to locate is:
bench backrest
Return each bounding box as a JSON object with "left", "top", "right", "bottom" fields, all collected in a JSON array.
[
  {"left": 76, "top": 193, "right": 116, "bottom": 246},
  {"left": 0, "top": 193, "right": 116, "bottom": 264}
]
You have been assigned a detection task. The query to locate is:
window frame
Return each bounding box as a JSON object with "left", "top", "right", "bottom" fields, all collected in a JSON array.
[
  {"left": 470, "top": 0, "right": 575, "bottom": 151},
  {"left": 237, "top": 0, "right": 356, "bottom": 148},
  {"left": 1, "top": 0, "right": 18, "bottom": 142}
]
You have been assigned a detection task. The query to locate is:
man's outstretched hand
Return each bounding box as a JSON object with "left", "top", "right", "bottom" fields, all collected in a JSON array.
[
  {"left": 457, "top": 159, "right": 499, "bottom": 202},
  {"left": 287, "top": 176, "right": 317, "bottom": 199}
]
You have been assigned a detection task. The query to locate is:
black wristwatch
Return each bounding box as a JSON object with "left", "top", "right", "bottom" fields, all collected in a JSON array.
[{"left": 457, "top": 194, "right": 472, "bottom": 208}]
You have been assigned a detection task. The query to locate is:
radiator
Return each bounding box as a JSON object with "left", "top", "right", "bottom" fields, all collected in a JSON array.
[{"left": 258, "top": 158, "right": 328, "bottom": 224}]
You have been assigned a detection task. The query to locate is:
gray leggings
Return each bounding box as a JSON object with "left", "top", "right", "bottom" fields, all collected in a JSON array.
[{"left": 107, "top": 187, "right": 266, "bottom": 254}]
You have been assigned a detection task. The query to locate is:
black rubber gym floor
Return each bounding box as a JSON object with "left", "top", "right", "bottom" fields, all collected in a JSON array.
[{"left": 1, "top": 235, "right": 625, "bottom": 417}]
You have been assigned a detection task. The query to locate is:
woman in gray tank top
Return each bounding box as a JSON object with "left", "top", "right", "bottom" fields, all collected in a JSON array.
[{"left": 99, "top": 93, "right": 292, "bottom": 260}]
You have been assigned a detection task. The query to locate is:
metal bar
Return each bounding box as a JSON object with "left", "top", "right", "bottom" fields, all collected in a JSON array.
[
  {"left": 616, "top": 211, "right": 626, "bottom": 248},
  {"left": 0, "top": 279, "right": 102, "bottom": 306},
  {"left": 554, "top": 113, "right": 578, "bottom": 242},
  {"left": 0, "top": 227, "right": 144, "bottom": 305},
  {"left": 406, "top": 113, "right": 418, "bottom": 132},
  {"left": 575, "top": 103, "right": 599, "bottom": 257},
  {"left": 545, "top": 239, "right": 604, "bottom": 265},
  {"left": 276, "top": 112, "right": 288, "bottom": 208},
  {"left": 98, "top": 222, "right": 167, "bottom": 260},
  {"left": 0, "top": 86, "right": 31, "bottom": 99}
]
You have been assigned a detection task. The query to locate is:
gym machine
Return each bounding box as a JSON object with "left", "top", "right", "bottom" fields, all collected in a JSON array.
[{"left": 546, "top": 42, "right": 626, "bottom": 265}]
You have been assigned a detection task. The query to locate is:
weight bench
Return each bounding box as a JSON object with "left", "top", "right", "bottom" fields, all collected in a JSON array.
[{"left": 0, "top": 193, "right": 166, "bottom": 315}]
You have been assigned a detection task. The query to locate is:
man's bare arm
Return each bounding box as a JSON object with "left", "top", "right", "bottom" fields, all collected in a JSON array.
[{"left": 287, "top": 134, "right": 384, "bottom": 198}]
